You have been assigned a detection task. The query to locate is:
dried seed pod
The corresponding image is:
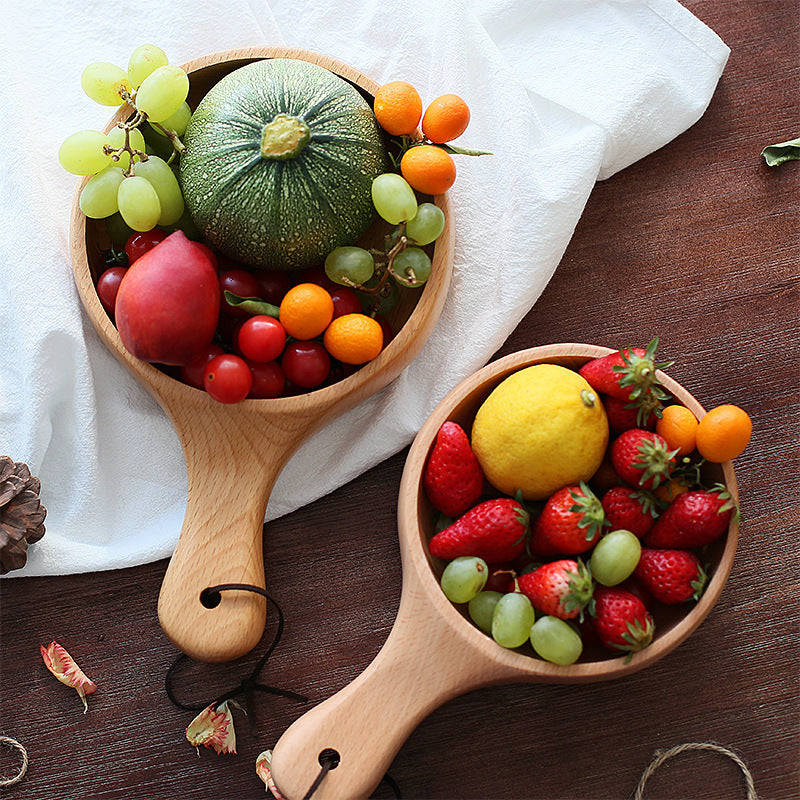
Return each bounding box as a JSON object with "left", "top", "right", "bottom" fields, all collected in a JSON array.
[
  {"left": 256, "top": 750, "right": 286, "bottom": 799},
  {"left": 40, "top": 641, "right": 97, "bottom": 713},
  {"left": 185, "top": 701, "right": 237, "bottom": 755}
]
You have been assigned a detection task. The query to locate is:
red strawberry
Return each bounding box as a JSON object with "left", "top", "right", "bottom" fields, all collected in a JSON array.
[
  {"left": 644, "top": 485, "right": 735, "bottom": 548},
  {"left": 516, "top": 559, "right": 594, "bottom": 620},
  {"left": 634, "top": 548, "right": 707, "bottom": 604},
  {"left": 611, "top": 429, "right": 677, "bottom": 490},
  {"left": 428, "top": 498, "right": 529, "bottom": 563},
  {"left": 592, "top": 585, "right": 655, "bottom": 656},
  {"left": 423, "top": 421, "right": 484, "bottom": 518},
  {"left": 528, "top": 482, "right": 607, "bottom": 556},
  {"left": 579, "top": 338, "right": 672, "bottom": 425},
  {"left": 603, "top": 394, "right": 658, "bottom": 435},
  {"left": 601, "top": 485, "right": 659, "bottom": 539}
]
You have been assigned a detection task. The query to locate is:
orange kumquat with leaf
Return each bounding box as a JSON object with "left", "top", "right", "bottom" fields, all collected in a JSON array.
[
  {"left": 421, "top": 94, "right": 471, "bottom": 143},
  {"left": 400, "top": 145, "right": 456, "bottom": 195},
  {"left": 373, "top": 81, "right": 423, "bottom": 136}
]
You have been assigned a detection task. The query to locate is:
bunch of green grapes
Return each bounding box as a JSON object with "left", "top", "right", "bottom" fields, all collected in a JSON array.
[
  {"left": 322, "top": 173, "right": 446, "bottom": 312},
  {"left": 58, "top": 45, "right": 191, "bottom": 233}
]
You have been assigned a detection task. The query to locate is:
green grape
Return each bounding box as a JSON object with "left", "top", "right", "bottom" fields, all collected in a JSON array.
[
  {"left": 106, "top": 126, "right": 146, "bottom": 171},
  {"left": 79, "top": 166, "right": 126, "bottom": 218},
  {"left": 371, "top": 173, "right": 418, "bottom": 224},
  {"left": 148, "top": 101, "right": 192, "bottom": 137},
  {"left": 58, "top": 130, "right": 113, "bottom": 176},
  {"left": 127, "top": 44, "right": 169, "bottom": 89},
  {"left": 405, "top": 203, "right": 445, "bottom": 245},
  {"left": 133, "top": 156, "right": 184, "bottom": 225},
  {"left": 530, "top": 616, "right": 583, "bottom": 665},
  {"left": 106, "top": 213, "right": 136, "bottom": 247},
  {"left": 468, "top": 591, "right": 503, "bottom": 634},
  {"left": 440, "top": 557, "right": 488, "bottom": 604},
  {"left": 590, "top": 529, "right": 642, "bottom": 587},
  {"left": 117, "top": 175, "right": 161, "bottom": 232},
  {"left": 81, "top": 62, "right": 132, "bottom": 106},
  {"left": 392, "top": 247, "right": 432, "bottom": 287},
  {"left": 324, "top": 246, "right": 375, "bottom": 286},
  {"left": 135, "top": 65, "right": 190, "bottom": 122},
  {"left": 492, "top": 592, "right": 536, "bottom": 649}
]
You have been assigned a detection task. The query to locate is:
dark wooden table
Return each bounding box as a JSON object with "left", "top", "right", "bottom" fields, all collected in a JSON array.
[{"left": 2, "top": 2, "right": 798, "bottom": 798}]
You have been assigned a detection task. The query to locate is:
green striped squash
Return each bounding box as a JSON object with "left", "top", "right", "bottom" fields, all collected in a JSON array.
[{"left": 179, "top": 58, "right": 389, "bottom": 271}]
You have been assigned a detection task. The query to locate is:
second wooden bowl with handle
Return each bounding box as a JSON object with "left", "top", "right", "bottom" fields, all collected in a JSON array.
[{"left": 269, "top": 343, "right": 739, "bottom": 800}]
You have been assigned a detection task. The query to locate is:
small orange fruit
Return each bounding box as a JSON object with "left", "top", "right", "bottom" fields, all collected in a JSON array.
[
  {"left": 279, "top": 283, "right": 334, "bottom": 341},
  {"left": 421, "top": 94, "right": 470, "bottom": 143},
  {"left": 655, "top": 477, "right": 691, "bottom": 504},
  {"left": 695, "top": 404, "right": 752, "bottom": 463},
  {"left": 373, "top": 81, "right": 423, "bottom": 136},
  {"left": 655, "top": 404, "right": 699, "bottom": 457},
  {"left": 400, "top": 145, "right": 456, "bottom": 195},
  {"left": 323, "top": 313, "right": 384, "bottom": 365}
]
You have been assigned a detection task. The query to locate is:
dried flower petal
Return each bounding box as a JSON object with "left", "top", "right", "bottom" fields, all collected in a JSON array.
[
  {"left": 256, "top": 750, "right": 285, "bottom": 799},
  {"left": 40, "top": 641, "right": 97, "bottom": 714},
  {"left": 186, "top": 701, "right": 237, "bottom": 755}
]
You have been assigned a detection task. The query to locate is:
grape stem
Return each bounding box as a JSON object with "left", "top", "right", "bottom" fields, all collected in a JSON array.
[
  {"left": 115, "top": 89, "right": 186, "bottom": 164},
  {"left": 360, "top": 224, "right": 416, "bottom": 311}
]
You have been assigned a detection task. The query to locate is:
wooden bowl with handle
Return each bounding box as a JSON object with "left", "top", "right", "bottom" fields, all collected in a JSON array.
[
  {"left": 70, "top": 47, "right": 454, "bottom": 663},
  {"left": 269, "top": 343, "right": 739, "bottom": 800}
]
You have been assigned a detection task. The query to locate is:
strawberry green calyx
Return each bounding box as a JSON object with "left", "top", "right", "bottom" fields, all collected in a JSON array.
[
  {"left": 562, "top": 560, "right": 595, "bottom": 619},
  {"left": 633, "top": 437, "right": 679, "bottom": 490},
  {"left": 617, "top": 615, "right": 655, "bottom": 659},
  {"left": 567, "top": 482, "right": 608, "bottom": 542},
  {"left": 691, "top": 563, "right": 708, "bottom": 601},
  {"left": 612, "top": 337, "right": 674, "bottom": 425},
  {"left": 711, "top": 482, "right": 740, "bottom": 521}
]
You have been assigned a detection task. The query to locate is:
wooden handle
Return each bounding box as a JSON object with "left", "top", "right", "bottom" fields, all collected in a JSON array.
[
  {"left": 157, "top": 404, "right": 304, "bottom": 662},
  {"left": 269, "top": 575, "right": 515, "bottom": 800}
]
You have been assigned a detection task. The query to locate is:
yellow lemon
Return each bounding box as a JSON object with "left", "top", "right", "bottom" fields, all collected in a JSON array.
[{"left": 471, "top": 363, "right": 609, "bottom": 500}]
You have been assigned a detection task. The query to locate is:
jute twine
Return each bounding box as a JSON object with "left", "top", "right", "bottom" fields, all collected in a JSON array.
[
  {"left": 634, "top": 742, "right": 759, "bottom": 800},
  {"left": 0, "top": 736, "right": 28, "bottom": 789}
]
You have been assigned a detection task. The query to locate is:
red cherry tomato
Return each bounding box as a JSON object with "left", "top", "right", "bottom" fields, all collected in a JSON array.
[
  {"left": 247, "top": 360, "right": 286, "bottom": 398},
  {"left": 203, "top": 354, "right": 253, "bottom": 403},
  {"left": 179, "top": 344, "right": 225, "bottom": 390},
  {"left": 236, "top": 316, "right": 286, "bottom": 363},
  {"left": 125, "top": 228, "right": 168, "bottom": 264},
  {"left": 281, "top": 341, "right": 331, "bottom": 389},
  {"left": 219, "top": 269, "right": 263, "bottom": 317},
  {"left": 96, "top": 266, "right": 128, "bottom": 314},
  {"left": 256, "top": 271, "right": 293, "bottom": 305},
  {"left": 330, "top": 286, "right": 363, "bottom": 319}
]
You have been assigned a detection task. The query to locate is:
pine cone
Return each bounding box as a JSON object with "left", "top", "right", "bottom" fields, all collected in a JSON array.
[{"left": 0, "top": 456, "right": 46, "bottom": 574}]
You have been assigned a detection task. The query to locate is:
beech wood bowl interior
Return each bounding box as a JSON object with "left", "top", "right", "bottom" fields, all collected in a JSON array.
[
  {"left": 269, "top": 343, "right": 739, "bottom": 800},
  {"left": 70, "top": 47, "right": 454, "bottom": 663}
]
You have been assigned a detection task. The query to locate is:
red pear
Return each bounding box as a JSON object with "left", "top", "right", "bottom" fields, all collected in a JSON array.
[{"left": 114, "top": 230, "right": 221, "bottom": 366}]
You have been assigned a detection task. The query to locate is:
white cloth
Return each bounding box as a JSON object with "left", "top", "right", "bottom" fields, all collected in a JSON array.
[{"left": 1, "top": 0, "right": 728, "bottom": 576}]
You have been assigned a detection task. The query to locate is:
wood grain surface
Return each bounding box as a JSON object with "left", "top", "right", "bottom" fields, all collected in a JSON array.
[{"left": 1, "top": 2, "right": 798, "bottom": 798}]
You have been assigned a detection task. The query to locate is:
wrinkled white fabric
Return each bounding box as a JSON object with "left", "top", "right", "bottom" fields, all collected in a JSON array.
[{"left": 1, "top": 0, "right": 728, "bottom": 576}]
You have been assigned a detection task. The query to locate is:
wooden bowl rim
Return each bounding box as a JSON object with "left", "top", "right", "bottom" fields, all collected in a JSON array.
[
  {"left": 397, "top": 343, "right": 739, "bottom": 683},
  {"left": 70, "top": 46, "right": 454, "bottom": 423}
]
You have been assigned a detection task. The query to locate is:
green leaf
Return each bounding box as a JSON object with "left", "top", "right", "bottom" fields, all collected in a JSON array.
[
  {"left": 761, "top": 136, "right": 800, "bottom": 167},
  {"left": 439, "top": 143, "right": 493, "bottom": 157},
  {"left": 223, "top": 291, "right": 280, "bottom": 318}
]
